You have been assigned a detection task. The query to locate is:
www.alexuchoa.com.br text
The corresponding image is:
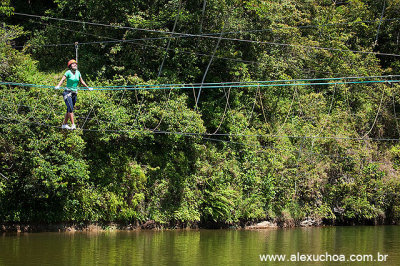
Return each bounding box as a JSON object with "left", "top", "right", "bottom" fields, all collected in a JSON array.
[{"left": 259, "top": 252, "right": 388, "bottom": 262}]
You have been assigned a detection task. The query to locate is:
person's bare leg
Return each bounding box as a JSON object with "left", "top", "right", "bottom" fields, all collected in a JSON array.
[
  {"left": 70, "top": 113, "right": 75, "bottom": 125},
  {"left": 63, "top": 112, "right": 69, "bottom": 124}
]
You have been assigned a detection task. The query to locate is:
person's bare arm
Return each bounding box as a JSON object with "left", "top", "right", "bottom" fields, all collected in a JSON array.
[
  {"left": 55, "top": 76, "right": 66, "bottom": 88},
  {"left": 80, "top": 76, "right": 92, "bottom": 90},
  {"left": 80, "top": 76, "right": 88, "bottom": 87}
]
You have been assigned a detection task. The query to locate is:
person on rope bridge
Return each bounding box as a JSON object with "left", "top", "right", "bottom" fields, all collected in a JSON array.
[{"left": 55, "top": 59, "right": 92, "bottom": 130}]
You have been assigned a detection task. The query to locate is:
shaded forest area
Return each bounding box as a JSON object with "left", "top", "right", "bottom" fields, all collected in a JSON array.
[{"left": 1, "top": 0, "right": 400, "bottom": 228}]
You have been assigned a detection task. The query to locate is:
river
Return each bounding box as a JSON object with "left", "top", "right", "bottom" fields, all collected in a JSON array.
[{"left": 1, "top": 226, "right": 399, "bottom": 265}]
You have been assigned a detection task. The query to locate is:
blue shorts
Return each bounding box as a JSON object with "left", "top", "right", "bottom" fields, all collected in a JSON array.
[{"left": 63, "top": 90, "right": 77, "bottom": 113}]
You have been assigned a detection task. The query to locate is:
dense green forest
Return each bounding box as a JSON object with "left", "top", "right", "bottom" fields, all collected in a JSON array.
[{"left": 1, "top": 0, "right": 400, "bottom": 228}]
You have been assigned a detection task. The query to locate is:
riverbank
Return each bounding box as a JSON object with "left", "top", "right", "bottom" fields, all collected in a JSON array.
[
  {"left": 2, "top": 217, "right": 398, "bottom": 232},
  {"left": 1, "top": 223, "right": 136, "bottom": 233}
]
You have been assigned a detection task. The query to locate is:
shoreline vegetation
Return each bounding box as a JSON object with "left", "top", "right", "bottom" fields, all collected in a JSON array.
[{"left": 2, "top": 1, "right": 400, "bottom": 229}]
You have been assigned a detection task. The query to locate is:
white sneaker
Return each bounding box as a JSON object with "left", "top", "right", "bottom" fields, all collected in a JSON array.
[
  {"left": 62, "top": 124, "right": 71, "bottom": 129},
  {"left": 70, "top": 124, "right": 76, "bottom": 130}
]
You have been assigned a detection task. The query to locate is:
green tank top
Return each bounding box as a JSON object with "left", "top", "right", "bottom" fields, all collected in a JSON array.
[{"left": 64, "top": 70, "right": 81, "bottom": 92}]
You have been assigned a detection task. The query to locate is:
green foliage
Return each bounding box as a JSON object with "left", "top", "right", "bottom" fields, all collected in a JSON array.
[
  {"left": 0, "top": 0, "right": 13, "bottom": 16},
  {"left": 0, "top": 0, "right": 400, "bottom": 227}
]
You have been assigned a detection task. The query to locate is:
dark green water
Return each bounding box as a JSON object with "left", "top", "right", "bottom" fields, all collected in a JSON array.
[{"left": 0, "top": 226, "right": 399, "bottom": 265}]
